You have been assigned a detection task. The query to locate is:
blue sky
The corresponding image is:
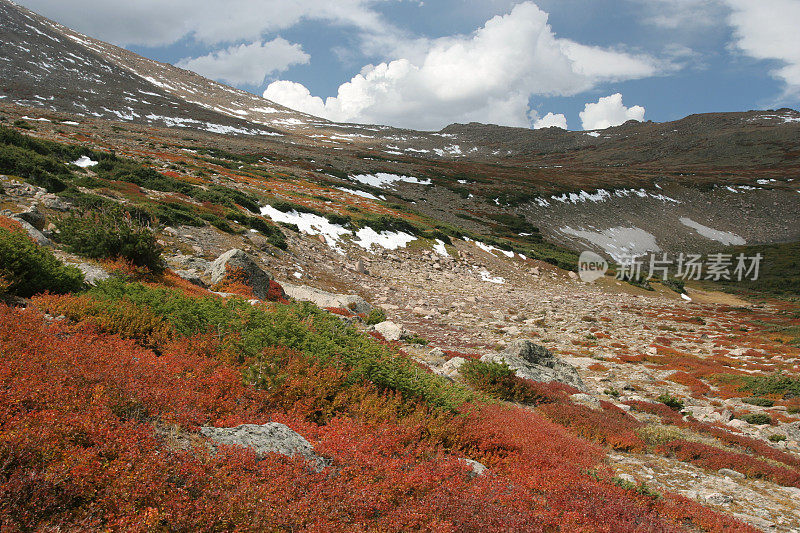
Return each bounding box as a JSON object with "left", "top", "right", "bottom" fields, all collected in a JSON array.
[{"left": 17, "top": 0, "right": 800, "bottom": 130}]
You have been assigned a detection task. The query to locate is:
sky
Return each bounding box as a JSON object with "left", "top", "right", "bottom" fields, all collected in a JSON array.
[{"left": 15, "top": 0, "right": 800, "bottom": 131}]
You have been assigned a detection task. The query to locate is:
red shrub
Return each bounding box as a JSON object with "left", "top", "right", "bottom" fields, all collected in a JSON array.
[
  {"left": 538, "top": 401, "right": 645, "bottom": 452},
  {"left": 658, "top": 439, "right": 800, "bottom": 487}
]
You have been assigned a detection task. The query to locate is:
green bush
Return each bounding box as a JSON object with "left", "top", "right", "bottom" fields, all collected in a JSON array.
[
  {"left": 82, "top": 280, "right": 474, "bottom": 411},
  {"left": 742, "top": 397, "right": 774, "bottom": 407},
  {"left": 741, "top": 413, "right": 772, "bottom": 425},
  {"left": 365, "top": 308, "right": 387, "bottom": 325},
  {"left": 740, "top": 374, "right": 800, "bottom": 399},
  {"left": 769, "top": 434, "right": 787, "bottom": 442},
  {"left": 657, "top": 394, "right": 684, "bottom": 411},
  {"left": 56, "top": 210, "right": 163, "bottom": 272},
  {"left": 0, "top": 227, "right": 84, "bottom": 297}
]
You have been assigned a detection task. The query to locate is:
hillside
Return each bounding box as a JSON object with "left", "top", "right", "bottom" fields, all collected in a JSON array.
[{"left": 2, "top": 0, "right": 800, "bottom": 531}]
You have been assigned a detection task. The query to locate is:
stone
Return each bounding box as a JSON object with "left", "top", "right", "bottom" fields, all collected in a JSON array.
[
  {"left": 354, "top": 260, "right": 368, "bottom": 274},
  {"left": 200, "top": 423, "right": 326, "bottom": 471},
  {"left": 210, "top": 249, "right": 272, "bottom": 300},
  {"left": 13, "top": 218, "right": 53, "bottom": 247},
  {"left": 17, "top": 205, "right": 45, "bottom": 230},
  {"left": 480, "top": 339, "right": 587, "bottom": 392},
  {"left": 428, "top": 347, "right": 445, "bottom": 359},
  {"left": 704, "top": 492, "right": 734, "bottom": 506},
  {"left": 281, "top": 282, "right": 372, "bottom": 315},
  {"left": 73, "top": 262, "right": 111, "bottom": 286},
  {"left": 462, "top": 458, "right": 488, "bottom": 478},
  {"left": 617, "top": 473, "right": 636, "bottom": 484},
  {"left": 570, "top": 393, "right": 601, "bottom": 409},
  {"left": 174, "top": 269, "right": 207, "bottom": 288},
  {"left": 441, "top": 357, "right": 467, "bottom": 378},
  {"left": 373, "top": 320, "right": 405, "bottom": 342}
]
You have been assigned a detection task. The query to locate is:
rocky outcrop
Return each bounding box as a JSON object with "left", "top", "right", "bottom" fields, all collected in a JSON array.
[
  {"left": 481, "top": 339, "right": 587, "bottom": 392},
  {"left": 210, "top": 249, "right": 272, "bottom": 300},
  {"left": 281, "top": 282, "right": 372, "bottom": 315},
  {"left": 373, "top": 320, "right": 405, "bottom": 341},
  {"left": 200, "top": 423, "right": 326, "bottom": 471}
]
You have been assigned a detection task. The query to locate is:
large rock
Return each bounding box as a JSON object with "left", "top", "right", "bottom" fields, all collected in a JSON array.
[
  {"left": 373, "top": 320, "right": 405, "bottom": 341},
  {"left": 200, "top": 423, "right": 326, "bottom": 471},
  {"left": 281, "top": 282, "right": 372, "bottom": 315},
  {"left": 481, "top": 339, "right": 587, "bottom": 392},
  {"left": 210, "top": 249, "right": 272, "bottom": 300}
]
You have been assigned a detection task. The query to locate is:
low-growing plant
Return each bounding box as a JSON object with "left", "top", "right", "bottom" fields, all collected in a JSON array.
[
  {"left": 365, "top": 307, "right": 387, "bottom": 325},
  {"left": 742, "top": 397, "right": 774, "bottom": 407},
  {"left": 657, "top": 394, "right": 684, "bottom": 412},
  {"left": 56, "top": 209, "right": 164, "bottom": 272},
  {"left": 769, "top": 434, "right": 787, "bottom": 442},
  {"left": 0, "top": 226, "right": 84, "bottom": 297},
  {"left": 740, "top": 413, "right": 772, "bottom": 425}
]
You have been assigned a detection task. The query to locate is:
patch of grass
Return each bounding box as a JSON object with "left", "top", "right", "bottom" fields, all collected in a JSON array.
[{"left": 769, "top": 434, "right": 787, "bottom": 442}]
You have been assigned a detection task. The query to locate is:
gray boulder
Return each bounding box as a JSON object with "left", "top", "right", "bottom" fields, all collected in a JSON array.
[
  {"left": 210, "top": 249, "right": 272, "bottom": 300},
  {"left": 481, "top": 339, "right": 587, "bottom": 392},
  {"left": 12, "top": 217, "right": 53, "bottom": 247},
  {"left": 200, "top": 423, "right": 326, "bottom": 471},
  {"left": 74, "top": 262, "right": 111, "bottom": 285},
  {"left": 463, "top": 458, "right": 488, "bottom": 478},
  {"left": 281, "top": 282, "right": 372, "bottom": 315},
  {"left": 373, "top": 320, "right": 405, "bottom": 341}
]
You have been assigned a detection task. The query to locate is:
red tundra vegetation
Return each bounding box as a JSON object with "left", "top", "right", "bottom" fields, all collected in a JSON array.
[{"left": 0, "top": 298, "right": 759, "bottom": 531}]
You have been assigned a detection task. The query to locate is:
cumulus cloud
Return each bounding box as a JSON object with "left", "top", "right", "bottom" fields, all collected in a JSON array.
[
  {"left": 724, "top": 0, "right": 800, "bottom": 98},
  {"left": 265, "top": 2, "right": 663, "bottom": 129},
  {"left": 176, "top": 39, "right": 309, "bottom": 86},
  {"left": 16, "top": 0, "right": 387, "bottom": 46},
  {"left": 579, "top": 93, "right": 645, "bottom": 130},
  {"left": 533, "top": 112, "right": 568, "bottom": 129}
]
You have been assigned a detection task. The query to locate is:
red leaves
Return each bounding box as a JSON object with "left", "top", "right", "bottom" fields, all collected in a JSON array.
[
  {"left": 658, "top": 439, "right": 800, "bottom": 487},
  {"left": 0, "top": 304, "right": 758, "bottom": 531},
  {"left": 538, "top": 401, "right": 646, "bottom": 452}
]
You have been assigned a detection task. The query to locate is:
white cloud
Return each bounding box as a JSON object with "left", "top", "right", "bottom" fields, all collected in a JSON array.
[
  {"left": 638, "top": 0, "right": 726, "bottom": 29},
  {"left": 533, "top": 112, "right": 567, "bottom": 129},
  {"left": 16, "top": 0, "right": 388, "bottom": 47},
  {"left": 579, "top": 93, "right": 645, "bottom": 130},
  {"left": 724, "top": 0, "right": 800, "bottom": 98},
  {"left": 176, "top": 39, "right": 309, "bottom": 86},
  {"left": 265, "top": 2, "right": 663, "bottom": 129}
]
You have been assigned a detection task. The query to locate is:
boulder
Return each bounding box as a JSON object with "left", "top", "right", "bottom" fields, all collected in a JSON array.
[
  {"left": 481, "top": 339, "right": 587, "bottom": 392},
  {"left": 74, "top": 262, "right": 111, "bottom": 286},
  {"left": 463, "top": 458, "right": 488, "bottom": 478},
  {"left": 373, "top": 320, "right": 404, "bottom": 341},
  {"left": 17, "top": 205, "right": 45, "bottom": 230},
  {"left": 281, "top": 282, "right": 372, "bottom": 315},
  {"left": 200, "top": 423, "right": 326, "bottom": 471},
  {"left": 13, "top": 217, "right": 53, "bottom": 247},
  {"left": 210, "top": 249, "right": 272, "bottom": 300},
  {"left": 441, "top": 357, "right": 467, "bottom": 379}
]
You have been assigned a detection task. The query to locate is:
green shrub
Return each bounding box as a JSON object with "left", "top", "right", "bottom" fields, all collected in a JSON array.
[
  {"left": 81, "top": 281, "right": 474, "bottom": 411},
  {"left": 365, "top": 308, "right": 387, "bottom": 325},
  {"left": 56, "top": 210, "right": 163, "bottom": 272},
  {"left": 741, "top": 413, "right": 772, "bottom": 425},
  {"left": 0, "top": 227, "right": 84, "bottom": 297},
  {"left": 657, "top": 394, "right": 684, "bottom": 411},
  {"left": 742, "top": 397, "right": 774, "bottom": 407},
  {"left": 769, "top": 434, "right": 787, "bottom": 442},
  {"left": 740, "top": 374, "right": 800, "bottom": 399}
]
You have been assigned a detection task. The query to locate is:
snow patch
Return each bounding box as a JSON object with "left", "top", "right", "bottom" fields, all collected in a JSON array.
[
  {"left": 353, "top": 227, "right": 417, "bottom": 251},
  {"left": 433, "top": 239, "right": 449, "bottom": 257},
  {"left": 261, "top": 206, "right": 349, "bottom": 252},
  {"left": 679, "top": 217, "right": 746, "bottom": 246},
  {"left": 72, "top": 156, "right": 98, "bottom": 168},
  {"left": 559, "top": 226, "right": 660, "bottom": 263},
  {"left": 350, "top": 173, "right": 431, "bottom": 188},
  {"left": 480, "top": 270, "right": 505, "bottom": 284}
]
